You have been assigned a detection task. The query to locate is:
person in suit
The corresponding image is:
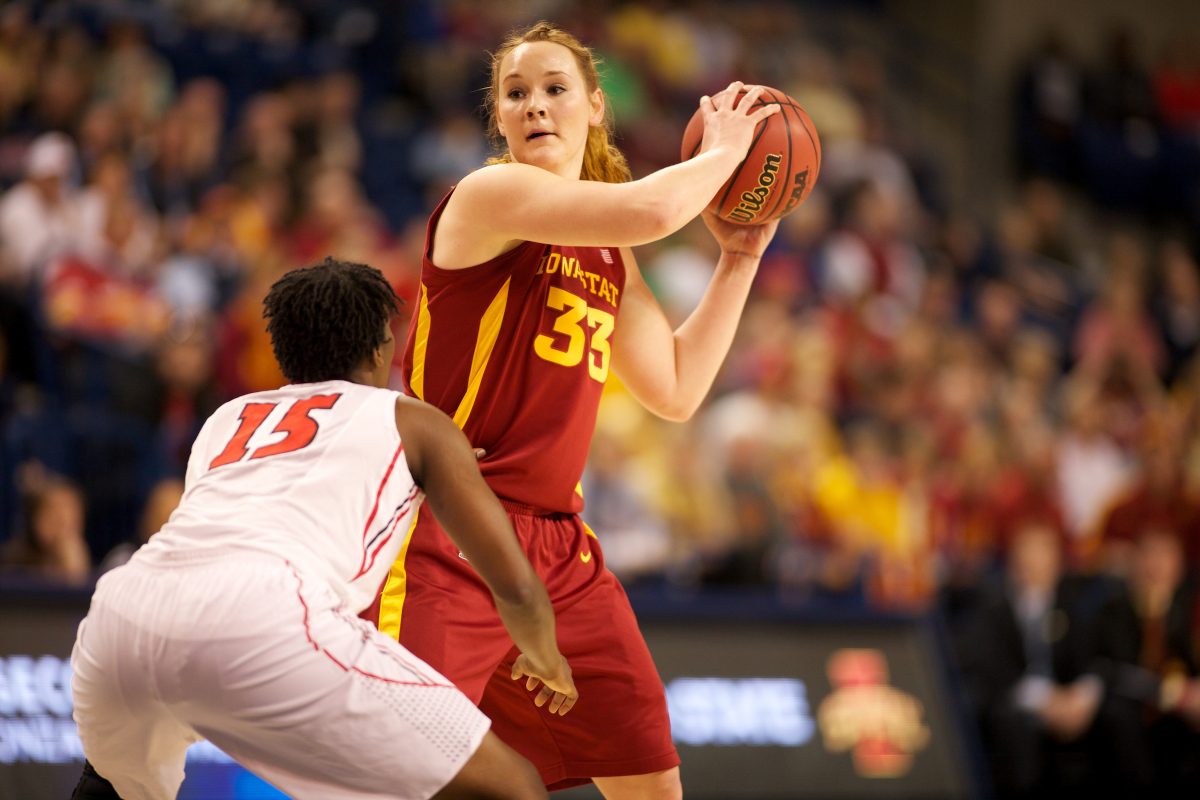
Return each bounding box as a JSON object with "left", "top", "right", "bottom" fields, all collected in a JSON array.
[
  {"left": 1089, "top": 524, "right": 1200, "bottom": 794},
  {"left": 958, "top": 517, "right": 1105, "bottom": 798}
]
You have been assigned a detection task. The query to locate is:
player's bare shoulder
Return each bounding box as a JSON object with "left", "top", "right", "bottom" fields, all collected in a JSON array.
[{"left": 392, "top": 394, "right": 463, "bottom": 483}]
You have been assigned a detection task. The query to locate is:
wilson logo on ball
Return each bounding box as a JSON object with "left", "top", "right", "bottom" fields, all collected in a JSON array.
[{"left": 728, "top": 152, "right": 782, "bottom": 224}]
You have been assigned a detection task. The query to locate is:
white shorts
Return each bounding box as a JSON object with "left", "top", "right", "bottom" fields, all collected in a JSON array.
[{"left": 71, "top": 552, "right": 490, "bottom": 800}]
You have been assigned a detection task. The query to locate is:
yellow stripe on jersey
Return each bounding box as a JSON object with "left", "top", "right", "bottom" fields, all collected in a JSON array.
[
  {"left": 409, "top": 284, "right": 431, "bottom": 401},
  {"left": 451, "top": 277, "right": 511, "bottom": 429},
  {"left": 378, "top": 511, "right": 421, "bottom": 640},
  {"left": 581, "top": 520, "right": 598, "bottom": 540}
]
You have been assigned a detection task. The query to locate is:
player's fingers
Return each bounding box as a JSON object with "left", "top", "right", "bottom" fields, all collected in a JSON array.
[
  {"left": 735, "top": 84, "right": 765, "bottom": 110},
  {"left": 534, "top": 685, "right": 554, "bottom": 708},
  {"left": 525, "top": 675, "right": 541, "bottom": 692},
  {"left": 750, "top": 103, "right": 782, "bottom": 122},
  {"left": 473, "top": 448, "right": 486, "bottom": 460},
  {"left": 556, "top": 693, "right": 578, "bottom": 716},
  {"left": 719, "top": 81, "right": 744, "bottom": 107}
]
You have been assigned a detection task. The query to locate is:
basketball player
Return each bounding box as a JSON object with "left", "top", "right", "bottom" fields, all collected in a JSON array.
[
  {"left": 70, "top": 258, "right": 577, "bottom": 800},
  {"left": 363, "top": 22, "right": 781, "bottom": 798}
]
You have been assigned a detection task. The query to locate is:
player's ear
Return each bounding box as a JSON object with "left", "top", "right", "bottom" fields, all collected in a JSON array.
[{"left": 588, "top": 87, "right": 605, "bottom": 127}]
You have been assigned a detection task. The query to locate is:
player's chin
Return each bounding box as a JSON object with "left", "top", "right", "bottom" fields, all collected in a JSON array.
[{"left": 514, "top": 147, "right": 563, "bottom": 173}]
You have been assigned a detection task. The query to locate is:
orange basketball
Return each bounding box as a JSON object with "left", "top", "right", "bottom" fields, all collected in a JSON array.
[{"left": 680, "top": 86, "right": 821, "bottom": 226}]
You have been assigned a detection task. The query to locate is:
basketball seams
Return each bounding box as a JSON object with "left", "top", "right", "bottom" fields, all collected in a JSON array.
[
  {"left": 760, "top": 87, "right": 793, "bottom": 223},
  {"left": 791, "top": 104, "right": 821, "bottom": 180}
]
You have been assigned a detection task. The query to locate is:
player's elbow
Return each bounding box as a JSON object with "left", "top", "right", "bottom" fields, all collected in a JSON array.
[
  {"left": 646, "top": 395, "right": 701, "bottom": 423},
  {"left": 618, "top": 190, "right": 685, "bottom": 244},
  {"left": 641, "top": 198, "right": 684, "bottom": 240},
  {"left": 490, "top": 574, "right": 540, "bottom": 610}
]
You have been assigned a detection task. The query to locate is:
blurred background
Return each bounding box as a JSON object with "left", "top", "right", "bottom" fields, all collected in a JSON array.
[{"left": 1, "top": 0, "right": 1199, "bottom": 798}]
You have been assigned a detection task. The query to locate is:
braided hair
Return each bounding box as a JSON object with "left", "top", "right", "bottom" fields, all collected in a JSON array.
[{"left": 263, "top": 257, "right": 400, "bottom": 384}]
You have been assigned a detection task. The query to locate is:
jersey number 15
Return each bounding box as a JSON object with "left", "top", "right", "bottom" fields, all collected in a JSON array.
[{"left": 209, "top": 394, "right": 342, "bottom": 469}]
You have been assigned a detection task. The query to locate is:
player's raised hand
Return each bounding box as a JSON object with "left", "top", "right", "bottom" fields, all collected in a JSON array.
[
  {"left": 512, "top": 653, "right": 578, "bottom": 715},
  {"left": 697, "top": 82, "right": 780, "bottom": 160}
]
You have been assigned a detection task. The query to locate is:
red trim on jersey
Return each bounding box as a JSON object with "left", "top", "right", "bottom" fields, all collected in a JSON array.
[
  {"left": 357, "top": 442, "right": 405, "bottom": 569},
  {"left": 355, "top": 485, "right": 420, "bottom": 580},
  {"left": 288, "top": 561, "right": 451, "bottom": 688}
]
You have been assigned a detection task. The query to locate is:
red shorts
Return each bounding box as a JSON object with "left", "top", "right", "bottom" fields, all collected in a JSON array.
[{"left": 362, "top": 504, "right": 679, "bottom": 790}]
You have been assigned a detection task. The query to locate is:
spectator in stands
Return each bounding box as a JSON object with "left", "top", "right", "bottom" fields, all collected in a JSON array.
[
  {"left": 0, "top": 4, "right": 43, "bottom": 148},
  {"left": 1086, "top": 26, "right": 1158, "bottom": 128},
  {"left": 1074, "top": 233, "right": 1165, "bottom": 381},
  {"left": 143, "top": 78, "right": 226, "bottom": 220},
  {"left": 228, "top": 91, "right": 297, "bottom": 184},
  {"left": 959, "top": 519, "right": 1102, "bottom": 798},
  {"left": 1080, "top": 26, "right": 1161, "bottom": 213},
  {"left": 707, "top": 427, "right": 790, "bottom": 586},
  {"left": 1014, "top": 32, "right": 1084, "bottom": 182},
  {"left": 94, "top": 20, "right": 173, "bottom": 139},
  {"left": 1090, "top": 526, "right": 1200, "bottom": 793},
  {"left": 76, "top": 149, "right": 159, "bottom": 278},
  {"left": 312, "top": 70, "right": 364, "bottom": 174},
  {"left": 151, "top": 319, "right": 221, "bottom": 475},
  {"left": 1154, "top": 236, "right": 1200, "bottom": 383},
  {"left": 1099, "top": 425, "right": 1199, "bottom": 575},
  {"left": 1055, "top": 378, "right": 1133, "bottom": 550},
  {"left": 1, "top": 469, "right": 91, "bottom": 585},
  {"left": 0, "top": 131, "right": 81, "bottom": 286},
  {"left": 581, "top": 428, "right": 671, "bottom": 582},
  {"left": 1154, "top": 32, "right": 1200, "bottom": 133}
]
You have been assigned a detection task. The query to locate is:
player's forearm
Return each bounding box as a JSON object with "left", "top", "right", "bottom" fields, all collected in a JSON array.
[
  {"left": 647, "top": 251, "right": 760, "bottom": 420},
  {"left": 492, "top": 580, "right": 562, "bottom": 671},
  {"left": 624, "top": 147, "right": 745, "bottom": 240}
]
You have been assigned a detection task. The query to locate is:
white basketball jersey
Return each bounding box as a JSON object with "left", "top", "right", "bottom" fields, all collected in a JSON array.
[{"left": 135, "top": 380, "right": 421, "bottom": 612}]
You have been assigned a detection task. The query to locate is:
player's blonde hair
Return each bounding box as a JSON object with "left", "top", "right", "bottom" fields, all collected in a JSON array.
[{"left": 485, "top": 21, "right": 632, "bottom": 184}]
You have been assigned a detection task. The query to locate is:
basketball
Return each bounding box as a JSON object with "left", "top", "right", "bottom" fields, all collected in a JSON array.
[{"left": 680, "top": 86, "right": 821, "bottom": 226}]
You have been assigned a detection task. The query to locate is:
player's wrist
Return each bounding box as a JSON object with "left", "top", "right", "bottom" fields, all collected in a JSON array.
[
  {"left": 522, "top": 650, "right": 565, "bottom": 678},
  {"left": 721, "top": 249, "right": 765, "bottom": 261},
  {"left": 718, "top": 249, "right": 766, "bottom": 273}
]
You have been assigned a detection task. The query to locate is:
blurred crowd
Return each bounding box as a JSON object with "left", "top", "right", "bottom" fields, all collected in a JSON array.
[{"left": 0, "top": 0, "right": 1198, "bottom": 794}]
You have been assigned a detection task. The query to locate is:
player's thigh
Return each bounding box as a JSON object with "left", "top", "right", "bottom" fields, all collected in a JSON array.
[
  {"left": 392, "top": 510, "right": 514, "bottom": 702},
  {"left": 480, "top": 574, "right": 677, "bottom": 788},
  {"left": 71, "top": 614, "right": 196, "bottom": 800},
  {"left": 434, "top": 731, "right": 547, "bottom": 800}
]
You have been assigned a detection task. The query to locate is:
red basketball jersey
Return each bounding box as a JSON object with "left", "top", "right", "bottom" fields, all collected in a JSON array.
[{"left": 402, "top": 190, "right": 626, "bottom": 514}]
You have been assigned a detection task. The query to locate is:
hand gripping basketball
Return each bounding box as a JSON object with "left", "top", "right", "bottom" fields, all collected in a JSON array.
[
  {"left": 682, "top": 83, "right": 822, "bottom": 226},
  {"left": 512, "top": 653, "right": 578, "bottom": 715}
]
